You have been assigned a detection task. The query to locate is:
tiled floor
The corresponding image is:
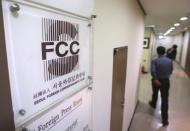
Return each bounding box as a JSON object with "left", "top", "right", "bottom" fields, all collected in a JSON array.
[{"left": 129, "top": 63, "right": 190, "bottom": 131}]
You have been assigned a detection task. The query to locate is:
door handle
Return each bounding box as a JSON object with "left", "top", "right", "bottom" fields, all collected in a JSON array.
[{"left": 121, "top": 101, "right": 125, "bottom": 107}]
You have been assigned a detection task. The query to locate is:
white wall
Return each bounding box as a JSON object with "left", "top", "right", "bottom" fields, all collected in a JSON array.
[
  {"left": 142, "top": 28, "right": 156, "bottom": 72},
  {"left": 150, "top": 32, "right": 157, "bottom": 59},
  {"left": 93, "top": 0, "right": 144, "bottom": 130},
  {"left": 181, "top": 31, "right": 190, "bottom": 68},
  {"left": 173, "top": 34, "right": 183, "bottom": 62},
  {"left": 2, "top": 0, "right": 94, "bottom": 130},
  {"left": 155, "top": 36, "right": 173, "bottom": 54},
  {"left": 155, "top": 34, "right": 183, "bottom": 63}
]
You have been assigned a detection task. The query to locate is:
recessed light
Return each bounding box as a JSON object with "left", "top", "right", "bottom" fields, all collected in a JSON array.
[
  {"left": 180, "top": 17, "right": 188, "bottom": 21},
  {"left": 159, "top": 35, "right": 164, "bottom": 39},
  {"left": 168, "top": 29, "right": 172, "bottom": 32},
  {"left": 164, "top": 33, "right": 168, "bottom": 36},
  {"left": 164, "top": 28, "right": 173, "bottom": 36},
  {"left": 170, "top": 27, "right": 175, "bottom": 30},
  {"left": 174, "top": 23, "right": 180, "bottom": 27},
  {"left": 145, "top": 25, "right": 156, "bottom": 28}
]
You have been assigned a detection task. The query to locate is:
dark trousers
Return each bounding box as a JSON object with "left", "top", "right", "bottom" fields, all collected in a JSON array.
[{"left": 151, "top": 79, "right": 170, "bottom": 122}]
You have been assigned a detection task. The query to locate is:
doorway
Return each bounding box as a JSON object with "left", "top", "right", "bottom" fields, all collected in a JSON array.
[
  {"left": 110, "top": 46, "right": 128, "bottom": 131},
  {"left": 185, "top": 35, "right": 190, "bottom": 77}
]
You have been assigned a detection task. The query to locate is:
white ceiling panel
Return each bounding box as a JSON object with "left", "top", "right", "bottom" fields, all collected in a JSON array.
[{"left": 140, "top": 0, "right": 190, "bottom": 36}]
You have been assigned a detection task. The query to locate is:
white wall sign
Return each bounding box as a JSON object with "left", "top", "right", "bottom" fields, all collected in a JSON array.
[
  {"left": 3, "top": 1, "right": 91, "bottom": 126},
  {"left": 25, "top": 88, "right": 92, "bottom": 131},
  {"left": 24, "top": 0, "right": 93, "bottom": 18}
]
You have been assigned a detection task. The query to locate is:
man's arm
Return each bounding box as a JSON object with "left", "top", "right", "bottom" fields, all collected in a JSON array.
[
  {"left": 173, "top": 50, "right": 177, "bottom": 60},
  {"left": 151, "top": 60, "right": 157, "bottom": 79},
  {"left": 151, "top": 59, "right": 162, "bottom": 86},
  {"left": 170, "top": 61, "right": 173, "bottom": 74}
]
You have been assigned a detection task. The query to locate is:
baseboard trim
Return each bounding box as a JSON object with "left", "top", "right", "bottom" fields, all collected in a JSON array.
[{"left": 127, "top": 100, "right": 139, "bottom": 131}]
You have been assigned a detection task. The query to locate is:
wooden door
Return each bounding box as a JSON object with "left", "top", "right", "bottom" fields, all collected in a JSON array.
[
  {"left": 110, "top": 46, "right": 128, "bottom": 131},
  {"left": 185, "top": 33, "right": 190, "bottom": 77}
]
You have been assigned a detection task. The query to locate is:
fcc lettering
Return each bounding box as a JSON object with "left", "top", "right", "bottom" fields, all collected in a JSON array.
[
  {"left": 41, "top": 41, "right": 80, "bottom": 60},
  {"left": 41, "top": 18, "right": 80, "bottom": 81}
]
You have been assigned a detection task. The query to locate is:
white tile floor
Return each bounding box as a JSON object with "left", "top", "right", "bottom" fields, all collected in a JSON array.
[{"left": 129, "top": 63, "right": 190, "bottom": 131}]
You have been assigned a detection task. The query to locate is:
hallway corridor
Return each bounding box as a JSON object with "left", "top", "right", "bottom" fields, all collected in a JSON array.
[{"left": 129, "top": 63, "right": 190, "bottom": 131}]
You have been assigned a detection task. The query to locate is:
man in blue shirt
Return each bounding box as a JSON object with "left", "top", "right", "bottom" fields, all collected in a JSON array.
[{"left": 149, "top": 46, "right": 173, "bottom": 126}]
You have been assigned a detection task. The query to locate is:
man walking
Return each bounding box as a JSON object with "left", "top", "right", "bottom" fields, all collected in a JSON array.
[
  {"left": 149, "top": 46, "right": 173, "bottom": 126},
  {"left": 166, "top": 45, "right": 177, "bottom": 60}
]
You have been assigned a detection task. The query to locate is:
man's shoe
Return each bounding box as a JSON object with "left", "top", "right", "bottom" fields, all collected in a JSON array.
[
  {"left": 149, "top": 101, "right": 156, "bottom": 109},
  {"left": 162, "top": 121, "right": 169, "bottom": 126}
]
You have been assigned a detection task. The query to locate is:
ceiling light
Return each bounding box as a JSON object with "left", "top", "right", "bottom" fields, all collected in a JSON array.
[
  {"left": 159, "top": 35, "right": 164, "bottom": 39},
  {"left": 168, "top": 29, "right": 172, "bottom": 32},
  {"left": 174, "top": 23, "right": 180, "bottom": 27},
  {"left": 164, "top": 28, "right": 173, "bottom": 36},
  {"left": 167, "top": 29, "right": 171, "bottom": 32},
  {"left": 145, "top": 25, "right": 156, "bottom": 28},
  {"left": 164, "top": 33, "right": 168, "bottom": 36},
  {"left": 180, "top": 17, "right": 188, "bottom": 21}
]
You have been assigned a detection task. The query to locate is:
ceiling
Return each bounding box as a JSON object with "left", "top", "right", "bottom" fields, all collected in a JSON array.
[{"left": 140, "top": 0, "right": 190, "bottom": 36}]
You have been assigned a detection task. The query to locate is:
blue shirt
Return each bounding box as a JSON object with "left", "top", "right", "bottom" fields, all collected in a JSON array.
[{"left": 151, "top": 56, "right": 173, "bottom": 79}]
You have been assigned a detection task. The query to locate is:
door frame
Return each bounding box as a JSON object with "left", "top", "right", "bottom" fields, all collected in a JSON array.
[
  {"left": 0, "top": 1, "right": 15, "bottom": 130},
  {"left": 110, "top": 46, "right": 128, "bottom": 131}
]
